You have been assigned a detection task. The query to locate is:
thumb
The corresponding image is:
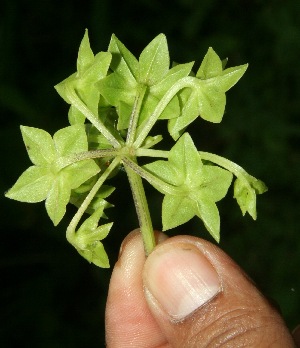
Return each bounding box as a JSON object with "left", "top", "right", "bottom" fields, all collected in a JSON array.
[{"left": 143, "top": 235, "right": 295, "bottom": 347}]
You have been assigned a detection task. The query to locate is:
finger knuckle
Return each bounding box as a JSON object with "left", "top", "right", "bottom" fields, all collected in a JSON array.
[{"left": 183, "top": 307, "right": 291, "bottom": 347}]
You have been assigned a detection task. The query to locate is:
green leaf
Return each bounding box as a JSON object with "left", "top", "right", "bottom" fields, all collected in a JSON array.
[
  {"left": 54, "top": 73, "right": 77, "bottom": 104},
  {"left": 45, "top": 173, "right": 71, "bottom": 225},
  {"left": 71, "top": 175, "right": 98, "bottom": 194},
  {"left": 86, "top": 122, "right": 117, "bottom": 149},
  {"left": 43, "top": 125, "right": 99, "bottom": 225},
  {"left": 139, "top": 34, "right": 169, "bottom": 86},
  {"left": 97, "top": 72, "right": 137, "bottom": 107},
  {"left": 53, "top": 125, "right": 88, "bottom": 156},
  {"left": 150, "top": 62, "right": 194, "bottom": 96},
  {"left": 141, "top": 135, "right": 163, "bottom": 149},
  {"left": 74, "top": 51, "right": 112, "bottom": 117},
  {"left": 194, "top": 198, "right": 220, "bottom": 242},
  {"left": 97, "top": 35, "right": 139, "bottom": 116},
  {"left": 68, "top": 104, "right": 86, "bottom": 125},
  {"left": 167, "top": 91, "right": 199, "bottom": 140},
  {"left": 197, "top": 165, "right": 234, "bottom": 202},
  {"left": 143, "top": 133, "right": 232, "bottom": 240},
  {"left": 222, "top": 58, "right": 228, "bottom": 69},
  {"left": 117, "top": 101, "right": 132, "bottom": 130},
  {"left": 21, "top": 126, "right": 56, "bottom": 166},
  {"left": 162, "top": 195, "right": 195, "bottom": 230},
  {"left": 144, "top": 160, "right": 180, "bottom": 187},
  {"left": 137, "top": 92, "right": 180, "bottom": 126},
  {"left": 66, "top": 159, "right": 100, "bottom": 189},
  {"left": 196, "top": 47, "right": 223, "bottom": 79},
  {"left": 168, "top": 132, "right": 203, "bottom": 186},
  {"left": 5, "top": 166, "right": 53, "bottom": 203},
  {"left": 77, "top": 29, "right": 95, "bottom": 75},
  {"left": 215, "top": 64, "right": 248, "bottom": 92},
  {"left": 199, "top": 83, "right": 226, "bottom": 122},
  {"left": 108, "top": 34, "right": 139, "bottom": 82},
  {"left": 82, "top": 51, "right": 112, "bottom": 82}
]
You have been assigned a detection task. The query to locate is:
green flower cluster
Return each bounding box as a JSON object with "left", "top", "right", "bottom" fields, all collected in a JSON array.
[{"left": 5, "top": 31, "right": 267, "bottom": 266}]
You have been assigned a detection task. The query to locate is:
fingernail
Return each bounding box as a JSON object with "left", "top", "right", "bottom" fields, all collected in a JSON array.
[{"left": 143, "top": 243, "right": 221, "bottom": 320}]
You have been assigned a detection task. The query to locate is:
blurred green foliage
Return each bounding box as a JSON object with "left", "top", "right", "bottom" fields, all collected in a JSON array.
[{"left": 1, "top": 0, "right": 299, "bottom": 346}]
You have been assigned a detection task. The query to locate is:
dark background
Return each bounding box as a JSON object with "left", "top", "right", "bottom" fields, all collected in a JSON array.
[{"left": 1, "top": 0, "right": 299, "bottom": 346}]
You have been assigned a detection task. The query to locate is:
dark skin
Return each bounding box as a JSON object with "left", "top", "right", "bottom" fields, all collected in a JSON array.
[{"left": 105, "top": 230, "right": 298, "bottom": 347}]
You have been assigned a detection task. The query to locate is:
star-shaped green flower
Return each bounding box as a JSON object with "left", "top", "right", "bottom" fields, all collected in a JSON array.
[
  {"left": 55, "top": 30, "right": 112, "bottom": 125},
  {"left": 143, "top": 133, "right": 233, "bottom": 241},
  {"left": 97, "top": 34, "right": 193, "bottom": 130},
  {"left": 5, "top": 125, "right": 100, "bottom": 225},
  {"left": 73, "top": 205, "right": 112, "bottom": 268}
]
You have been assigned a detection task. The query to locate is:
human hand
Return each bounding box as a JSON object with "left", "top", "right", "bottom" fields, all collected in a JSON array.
[{"left": 105, "top": 230, "right": 298, "bottom": 347}]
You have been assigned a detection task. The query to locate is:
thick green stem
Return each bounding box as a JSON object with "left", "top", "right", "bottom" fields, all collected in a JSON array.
[
  {"left": 66, "top": 85, "right": 121, "bottom": 148},
  {"left": 133, "top": 76, "right": 199, "bottom": 148},
  {"left": 198, "top": 151, "right": 255, "bottom": 181},
  {"left": 198, "top": 151, "right": 267, "bottom": 194},
  {"left": 124, "top": 158, "right": 156, "bottom": 255},
  {"left": 54, "top": 148, "right": 120, "bottom": 170},
  {"left": 126, "top": 85, "right": 147, "bottom": 146},
  {"left": 123, "top": 157, "right": 179, "bottom": 195},
  {"left": 136, "top": 148, "right": 169, "bottom": 158}
]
